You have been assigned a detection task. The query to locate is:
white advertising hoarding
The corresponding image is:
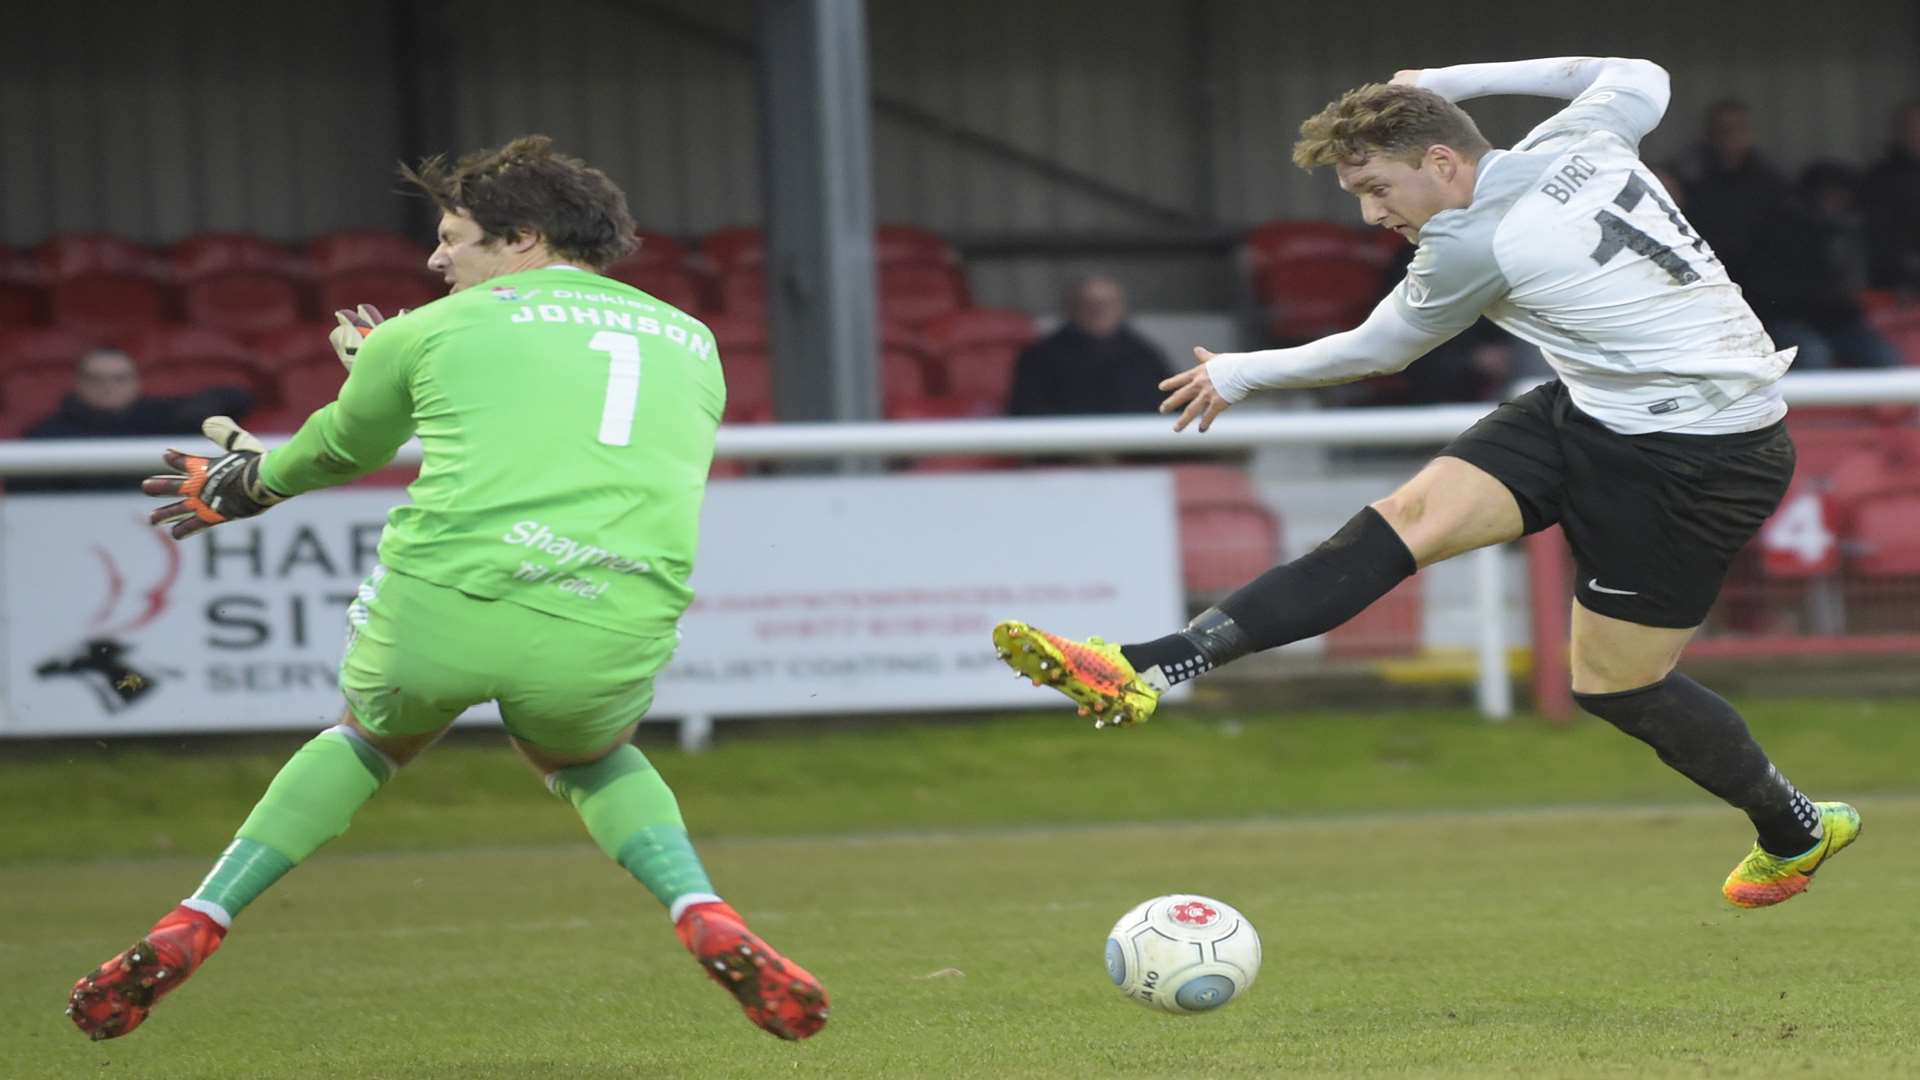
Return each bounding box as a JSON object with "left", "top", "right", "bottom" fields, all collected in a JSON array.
[{"left": 0, "top": 470, "right": 1184, "bottom": 737}]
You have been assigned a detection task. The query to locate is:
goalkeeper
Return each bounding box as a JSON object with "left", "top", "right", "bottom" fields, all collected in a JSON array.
[{"left": 67, "top": 136, "right": 828, "bottom": 1043}]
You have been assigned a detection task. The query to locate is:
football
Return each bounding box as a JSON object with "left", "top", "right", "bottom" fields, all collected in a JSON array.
[{"left": 1104, "top": 894, "right": 1261, "bottom": 1013}]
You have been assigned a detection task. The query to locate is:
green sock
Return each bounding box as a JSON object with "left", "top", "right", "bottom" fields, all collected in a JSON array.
[
  {"left": 189, "top": 725, "right": 394, "bottom": 921},
  {"left": 549, "top": 744, "right": 716, "bottom": 912}
]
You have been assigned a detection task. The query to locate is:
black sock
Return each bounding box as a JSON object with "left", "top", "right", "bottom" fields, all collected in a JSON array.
[
  {"left": 1574, "top": 674, "right": 1821, "bottom": 856},
  {"left": 1121, "top": 506, "right": 1417, "bottom": 689}
]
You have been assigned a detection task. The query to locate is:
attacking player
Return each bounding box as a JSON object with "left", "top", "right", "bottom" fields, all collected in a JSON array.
[
  {"left": 996, "top": 57, "right": 1860, "bottom": 908},
  {"left": 67, "top": 136, "right": 828, "bottom": 1041}
]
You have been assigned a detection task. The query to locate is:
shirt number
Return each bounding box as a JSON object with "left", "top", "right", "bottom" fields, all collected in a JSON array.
[
  {"left": 588, "top": 331, "right": 643, "bottom": 446},
  {"left": 1587, "top": 173, "right": 1707, "bottom": 286}
]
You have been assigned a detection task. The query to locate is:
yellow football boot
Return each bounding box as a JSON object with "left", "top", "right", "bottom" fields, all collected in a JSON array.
[
  {"left": 992, "top": 620, "right": 1160, "bottom": 728},
  {"left": 1722, "top": 802, "right": 1861, "bottom": 908}
]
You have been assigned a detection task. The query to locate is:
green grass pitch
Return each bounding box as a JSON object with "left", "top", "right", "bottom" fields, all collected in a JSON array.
[{"left": 4, "top": 698, "right": 1918, "bottom": 1078}]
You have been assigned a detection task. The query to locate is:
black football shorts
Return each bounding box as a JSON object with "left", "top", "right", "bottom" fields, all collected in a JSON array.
[{"left": 1440, "top": 380, "right": 1794, "bottom": 628}]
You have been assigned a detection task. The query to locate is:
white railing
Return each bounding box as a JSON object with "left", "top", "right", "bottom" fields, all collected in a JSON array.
[{"left": 6, "top": 369, "right": 1920, "bottom": 722}]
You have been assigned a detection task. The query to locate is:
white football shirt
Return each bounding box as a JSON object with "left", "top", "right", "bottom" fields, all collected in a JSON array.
[{"left": 1392, "top": 85, "right": 1791, "bottom": 434}]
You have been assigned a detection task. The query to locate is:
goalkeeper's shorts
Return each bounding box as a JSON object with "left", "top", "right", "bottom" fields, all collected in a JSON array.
[{"left": 338, "top": 565, "right": 680, "bottom": 756}]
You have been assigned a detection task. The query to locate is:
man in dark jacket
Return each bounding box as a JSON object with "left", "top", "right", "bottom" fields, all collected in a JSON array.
[
  {"left": 1008, "top": 276, "right": 1171, "bottom": 417},
  {"left": 1742, "top": 162, "right": 1901, "bottom": 370},
  {"left": 1863, "top": 101, "right": 1920, "bottom": 293},
  {"left": 1668, "top": 100, "right": 1791, "bottom": 291},
  {"left": 14, "top": 347, "right": 253, "bottom": 493}
]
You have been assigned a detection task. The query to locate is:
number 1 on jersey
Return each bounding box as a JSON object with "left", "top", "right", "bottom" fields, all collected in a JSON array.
[{"left": 589, "top": 331, "right": 643, "bottom": 446}]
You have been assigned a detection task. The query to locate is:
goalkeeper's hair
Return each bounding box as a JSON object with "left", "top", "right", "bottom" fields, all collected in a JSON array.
[
  {"left": 400, "top": 135, "right": 637, "bottom": 267},
  {"left": 1292, "top": 84, "right": 1491, "bottom": 170}
]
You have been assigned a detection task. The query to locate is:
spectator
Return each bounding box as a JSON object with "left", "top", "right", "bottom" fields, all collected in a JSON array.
[
  {"left": 1863, "top": 100, "right": 1920, "bottom": 293},
  {"left": 1669, "top": 100, "right": 1791, "bottom": 290},
  {"left": 13, "top": 347, "right": 254, "bottom": 493},
  {"left": 1008, "top": 276, "right": 1171, "bottom": 417},
  {"left": 1742, "top": 162, "right": 1901, "bottom": 370}
]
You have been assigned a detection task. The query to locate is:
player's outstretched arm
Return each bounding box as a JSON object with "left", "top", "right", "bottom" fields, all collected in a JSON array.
[
  {"left": 1160, "top": 295, "right": 1454, "bottom": 430},
  {"left": 1409, "top": 57, "right": 1668, "bottom": 108},
  {"left": 143, "top": 417, "right": 288, "bottom": 539},
  {"left": 1407, "top": 57, "right": 1670, "bottom": 143}
]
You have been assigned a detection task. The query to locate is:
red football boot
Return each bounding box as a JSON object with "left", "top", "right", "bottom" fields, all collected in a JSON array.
[
  {"left": 68, "top": 905, "right": 227, "bottom": 1041},
  {"left": 675, "top": 901, "right": 828, "bottom": 1040}
]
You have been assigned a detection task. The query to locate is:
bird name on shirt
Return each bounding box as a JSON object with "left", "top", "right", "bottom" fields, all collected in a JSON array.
[
  {"left": 508, "top": 290, "right": 715, "bottom": 359},
  {"left": 1538, "top": 154, "right": 1599, "bottom": 205}
]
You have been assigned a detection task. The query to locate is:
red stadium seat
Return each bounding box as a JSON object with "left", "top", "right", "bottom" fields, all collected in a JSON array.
[
  {"left": 700, "top": 227, "right": 766, "bottom": 272},
  {"left": 703, "top": 224, "right": 958, "bottom": 271},
  {"left": 1757, "top": 478, "right": 1843, "bottom": 578},
  {"left": 142, "top": 359, "right": 268, "bottom": 402},
  {"left": 182, "top": 276, "right": 305, "bottom": 341},
  {"left": 171, "top": 233, "right": 309, "bottom": 280},
  {"left": 1859, "top": 289, "right": 1899, "bottom": 315},
  {"left": 308, "top": 230, "right": 430, "bottom": 274},
  {"left": 874, "top": 224, "right": 958, "bottom": 266},
  {"left": 628, "top": 229, "right": 690, "bottom": 266},
  {"left": 1326, "top": 576, "right": 1423, "bottom": 658},
  {"left": 921, "top": 307, "right": 1039, "bottom": 353},
  {"left": 253, "top": 322, "right": 340, "bottom": 372},
  {"left": 880, "top": 318, "right": 923, "bottom": 354},
  {"left": 120, "top": 325, "right": 269, "bottom": 400},
  {"left": 48, "top": 276, "right": 171, "bottom": 336},
  {"left": 0, "top": 250, "right": 44, "bottom": 325},
  {"left": 886, "top": 395, "right": 990, "bottom": 421},
  {"left": 318, "top": 270, "right": 443, "bottom": 318},
  {"left": 1245, "top": 220, "right": 1377, "bottom": 267},
  {"left": 1172, "top": 464, "right": 1280, "bottom": 595},
  {"left": 244, "top": 407, "right": 304, "bottom": 435},
  {"left": 1178, "top": 503, "right": 1281, "bottom": 595},
  {"left": 879, "top": 263, "right": 969, "bottom": 326},
  {"left": 1, "top": 363, "right": 82, "bottom": 433},
  {"left": 33, "top": 234, "right": 165, "bottom": 279},
  {"left": 882, "top": 348, "right": 931, "bottom": 407},
  {"left": 886, "top": 396, "right": 1009, "bottom": 470},
  {"left": 1848, "top": 493, "right": 1920, "bottom": 577},
  {"left": 0, "top": 285, "right": 39, "bottom": 326},
  {"left": 0, "top": 325, "right": 103, "bottom": 370},
  {"left": 120, "top": 324, "right": 256, "bottom": 367},
  {"left": 601, "top": 260, "right": 710, "bottom": 312},
  {"left": 920, "top": 307, "right": 1038, "bottom": 405},
  {"left": 1171, "top": 464, "right": 1261, "bottom": 507},
  {"left": 722, "top": 355, "right": 772, "bottom": 421},
  {"left": 278, "top": 361, "right": 347, "bottom": 416},
  {"left": 702, "top": 312, "right": 769, "bottom": 354},
  {"left": 1868, "top": 306, "right": 1920, "bottom": 366},
  {"left": 1257, "top": 256, "right": 1385, "bottom": 342},
  {"left": 715, "top": 268, "right": 767, "bottom": 318}
]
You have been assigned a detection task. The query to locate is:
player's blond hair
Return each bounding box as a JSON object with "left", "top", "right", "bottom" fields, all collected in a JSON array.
[{"left": 1292, "top": 84, "right": 1491, "bottom": 170}]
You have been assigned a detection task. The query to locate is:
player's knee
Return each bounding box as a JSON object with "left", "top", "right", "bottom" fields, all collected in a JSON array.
[
  {"left": 1369, "top": 486, "right": 1426, "bottom": 533},
  {"left": 1569, "top": 649, "right": 1674, "bottom": 696}
]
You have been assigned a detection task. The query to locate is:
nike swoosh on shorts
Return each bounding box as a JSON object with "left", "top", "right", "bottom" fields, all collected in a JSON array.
[{"left": 1587, "top": 578, "right": 1639, "bottom": 596}]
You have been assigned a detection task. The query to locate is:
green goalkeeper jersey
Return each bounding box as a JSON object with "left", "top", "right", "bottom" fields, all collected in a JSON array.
[{"left": 258, "top": 266, "right": 725, "bottom": 639}]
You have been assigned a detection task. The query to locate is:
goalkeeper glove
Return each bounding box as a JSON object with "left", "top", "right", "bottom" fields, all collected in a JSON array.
[
  {"left": 143, "top": 417, "right": 288, "bottom": 539},
  {"left": 328, "top": 304, "right": 405, "bottom": 370}
]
